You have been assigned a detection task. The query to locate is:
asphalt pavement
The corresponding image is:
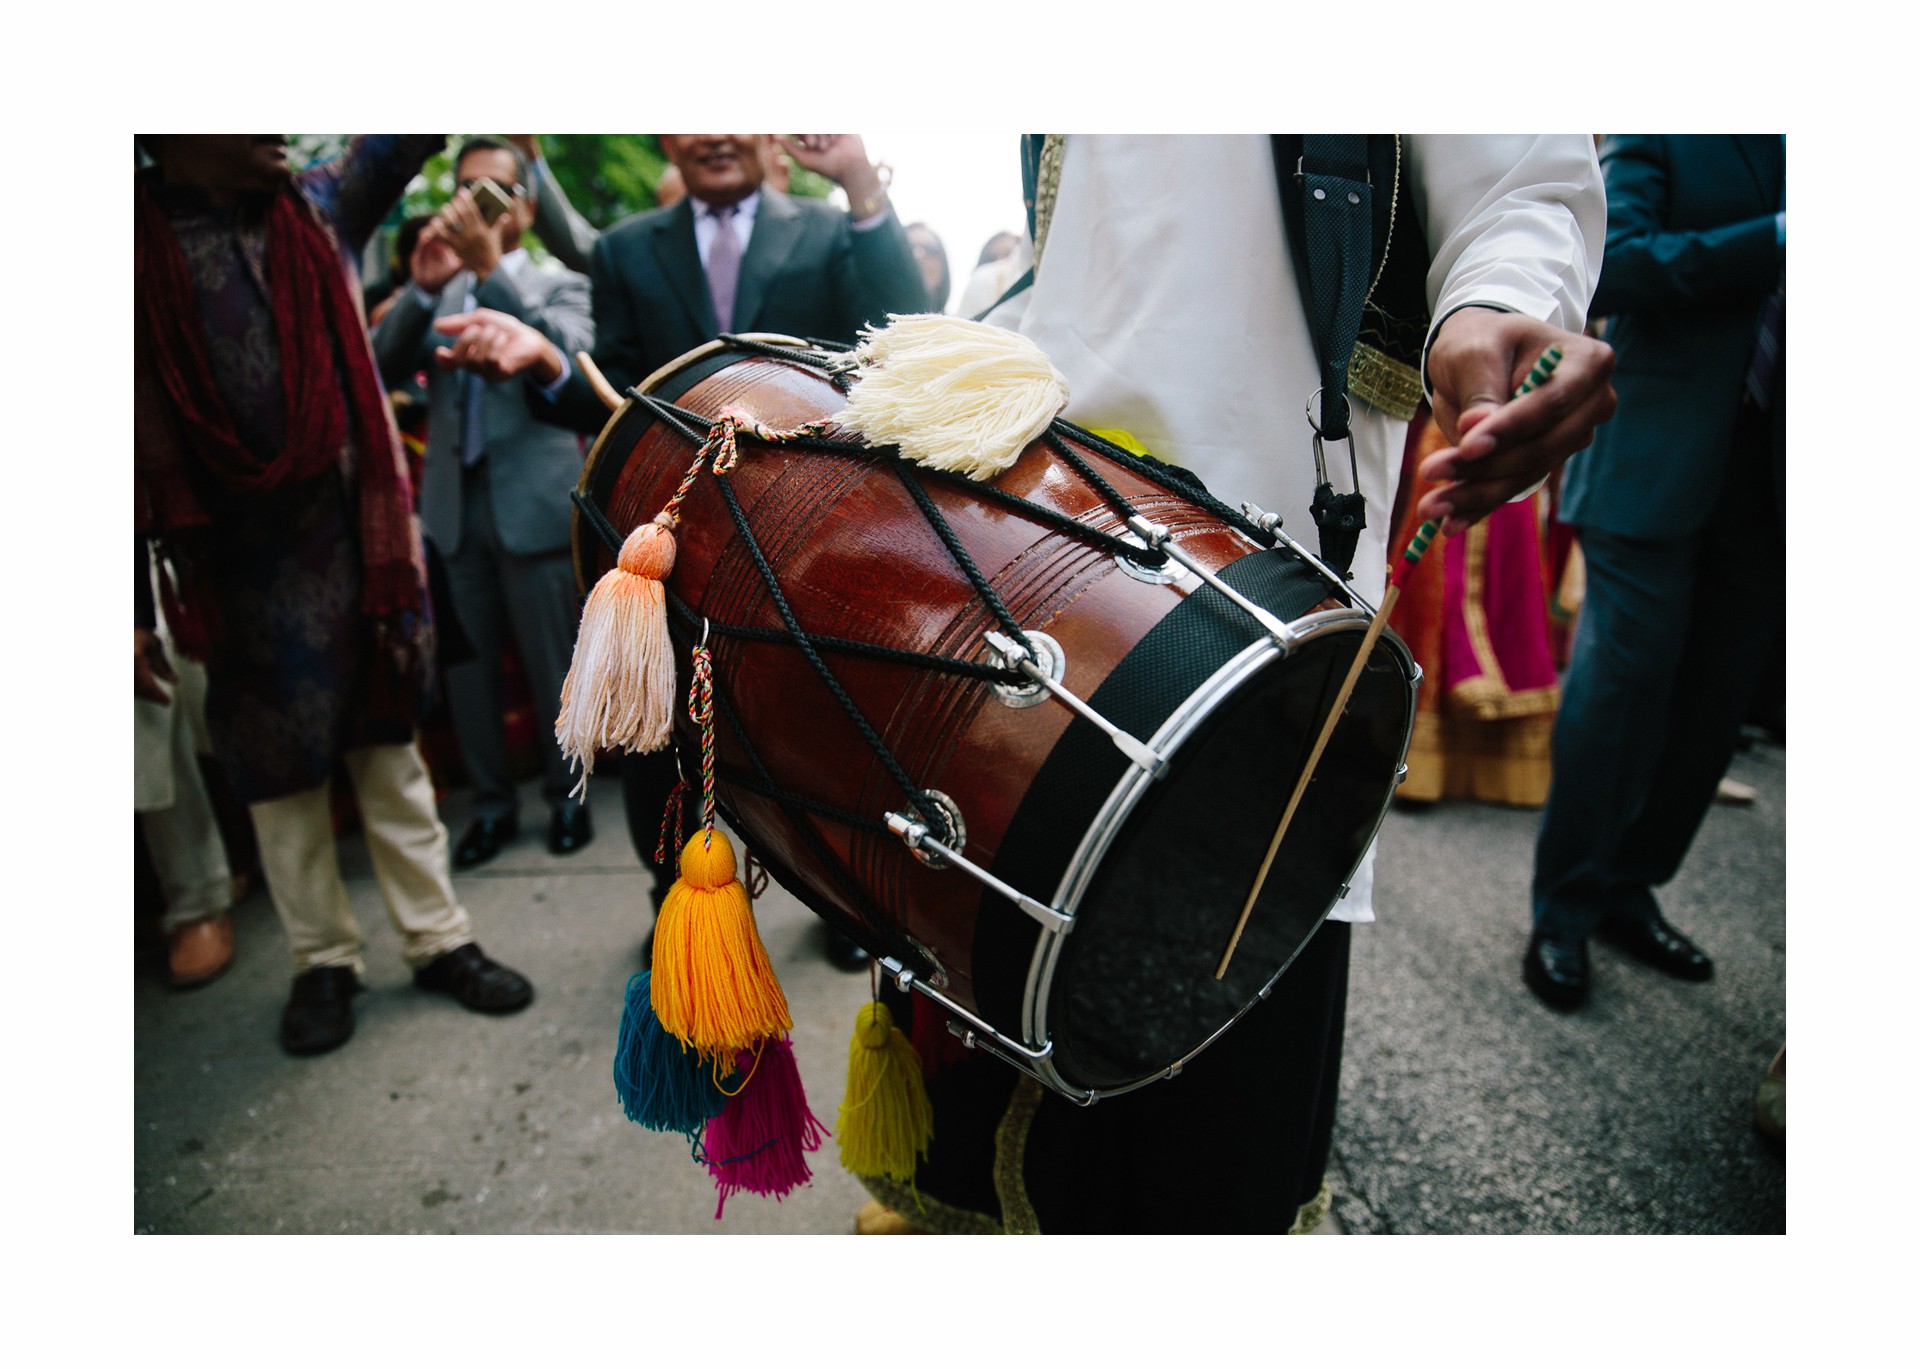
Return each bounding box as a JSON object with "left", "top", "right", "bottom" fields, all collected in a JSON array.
[{"left": 133, "top": 739, "right": 1785, "bottom": 1235}]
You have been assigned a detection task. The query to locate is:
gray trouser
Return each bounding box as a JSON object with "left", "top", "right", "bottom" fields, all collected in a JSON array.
[{"left": 441, "top": 467, "right": 581, "bottom": 821}]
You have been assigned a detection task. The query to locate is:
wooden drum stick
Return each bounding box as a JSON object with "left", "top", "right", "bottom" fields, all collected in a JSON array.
[
  {"left": 577, "top": 350, "right": 622, "bottom": 412},
  {"left": 1214, "top": 345, "right": 1565, "bottom": 979}
]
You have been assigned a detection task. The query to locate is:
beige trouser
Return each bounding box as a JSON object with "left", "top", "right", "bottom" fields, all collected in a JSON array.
[
  {"left": 135, "top": 654, "right": 232, "bottom": 935},
  {"left": 247, "top": 739, "right": 472, "bottom": 976}
]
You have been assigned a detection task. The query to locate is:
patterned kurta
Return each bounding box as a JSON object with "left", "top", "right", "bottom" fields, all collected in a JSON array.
[{"left": 138, "top": 135, "right": 442, "bottom": 804}]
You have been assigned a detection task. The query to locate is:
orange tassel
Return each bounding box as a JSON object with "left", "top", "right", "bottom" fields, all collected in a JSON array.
[
  {"left": 554, "top": 516, "right": 678, "bottom": 790},
  {"left": 651, "top": 830, "right": 793, "bottom": 1056}
]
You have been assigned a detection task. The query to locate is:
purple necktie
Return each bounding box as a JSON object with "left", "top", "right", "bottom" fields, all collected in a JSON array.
[{"left": 706, "top": 203, "right": 742, "bottom": 335}]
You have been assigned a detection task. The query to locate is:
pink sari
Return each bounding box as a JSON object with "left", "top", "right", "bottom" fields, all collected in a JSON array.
[{"left": 1388, "top": 412, "right": 1562, "bottom": 806}]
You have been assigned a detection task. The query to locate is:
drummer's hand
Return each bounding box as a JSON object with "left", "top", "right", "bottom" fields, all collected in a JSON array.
[
  {"left": 435, "top": 309, "right": 564, "bottom": 386},
  {"left": 776, "top": 135, "right": 885, "bottom": 208},
  {"left": 136, "top": 626, "right": 175, "bottom": 704},
  {"left": 1419, "top": 308, "right": 1615, "bottom": 536}
]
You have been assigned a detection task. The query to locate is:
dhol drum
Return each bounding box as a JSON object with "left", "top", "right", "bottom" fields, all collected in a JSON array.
[{"left": 573, "top": 333, "right": 1418, "bottom": 1104}]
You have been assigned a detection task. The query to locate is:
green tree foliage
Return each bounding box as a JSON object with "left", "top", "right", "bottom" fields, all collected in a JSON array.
[{"left": 538, "top": 134, "right": 671, "bottom": 226}]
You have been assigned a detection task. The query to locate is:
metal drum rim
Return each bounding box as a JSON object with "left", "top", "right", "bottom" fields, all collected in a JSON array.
[{"left": 1017, "top": 606, "right": 1417, "bottom": 1103}]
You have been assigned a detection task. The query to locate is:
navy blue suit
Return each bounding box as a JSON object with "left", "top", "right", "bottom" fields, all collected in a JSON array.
[{"left": 1532, "top": 135, "right": 1785, "bottom": 942}]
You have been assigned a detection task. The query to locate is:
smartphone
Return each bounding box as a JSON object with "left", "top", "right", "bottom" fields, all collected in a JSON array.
[{"left": 469, "top": 176, "right": 516, "bottom": 225}]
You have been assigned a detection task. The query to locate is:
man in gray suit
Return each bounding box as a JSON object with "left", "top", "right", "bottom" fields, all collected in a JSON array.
[
  {"left": 373, "top": 136, "right": 597, "bottom": 868},
  {"left": 432, "top": 133, "right": 929, "bottom": 969},
  {"left": 1526, "top": 134, "right": 1785, "bottom": 1008}
]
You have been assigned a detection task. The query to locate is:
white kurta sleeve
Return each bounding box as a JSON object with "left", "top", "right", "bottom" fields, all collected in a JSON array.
[{"left": 1410, "top": 134, "right": 1606, "bottom": 377}]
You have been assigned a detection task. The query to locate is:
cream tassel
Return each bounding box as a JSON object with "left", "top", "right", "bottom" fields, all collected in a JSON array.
[
  {"left": 553, "top": 515, "right": 679, "bottom": 795},
  {"left": 833, "top": 314, "right": 1070, "bottom": 482}
]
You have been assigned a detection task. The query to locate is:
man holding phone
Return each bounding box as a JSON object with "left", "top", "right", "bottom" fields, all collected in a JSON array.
[{"left": 373, "top": 136, "right": 597, "bottom": 871}]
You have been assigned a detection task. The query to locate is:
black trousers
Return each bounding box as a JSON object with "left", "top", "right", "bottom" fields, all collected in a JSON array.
[
  {"left": 1533, "top": 401, "right": 1785, "bottom": 937},
  {"left": 885, "top": 917, "right": 1351, "bottom": 1234}
]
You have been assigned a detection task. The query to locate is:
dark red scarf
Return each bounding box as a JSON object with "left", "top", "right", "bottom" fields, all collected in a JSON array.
[{"left": 134, "top": 174, "right": 421, "bottom": 629}]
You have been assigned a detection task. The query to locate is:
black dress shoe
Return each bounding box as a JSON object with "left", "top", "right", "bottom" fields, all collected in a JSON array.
[
  {"left": 453, "top": 815, "right": 519, "bottom": 869},
  {"left": 825, "top": 928, "right": 871, "bottom": 972},
  {"left": 281, "top": 966, "right": 361, "bottom": 1055},
  {"left": 548, "top": 800, "right": 594, "bottom": 856},
  {"left": 1523, "top": 929, "right": 1590, "bottom": 1008},
  {"left": 1598, "top": 910, "right": 1714, "bottom": 981},
  {"left": 413, "top": 943, "right": 534, "bottom": 1013}
]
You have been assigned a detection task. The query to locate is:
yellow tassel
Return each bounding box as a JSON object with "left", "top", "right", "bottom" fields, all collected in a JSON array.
[
  {"left": 834, "top": 314, "right": 1069, "bottom": 482},
  {"left": 650, "top": 830, "right": 792, "bottom": 1056},
  {"left": 554, "top": 517, "right": 679, "bottom": 792},
  {"left": 837, "top": 1000, "right": 933, "bottom": 1183}
]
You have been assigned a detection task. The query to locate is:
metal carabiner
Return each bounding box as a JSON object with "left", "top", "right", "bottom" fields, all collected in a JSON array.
[{"left": 1305, "top": 388, "right": 1361, "bottom": 494}]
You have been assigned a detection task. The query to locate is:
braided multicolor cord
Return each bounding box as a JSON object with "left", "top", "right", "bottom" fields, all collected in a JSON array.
[{"left": 688, "top": 640, "right": 718, "bottom": 846}]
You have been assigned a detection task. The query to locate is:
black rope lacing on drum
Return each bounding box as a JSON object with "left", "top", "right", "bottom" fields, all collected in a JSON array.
[
  {"left": 626, "top": 397, "right": 1198, "bottom": 568},
  {"left": 575, "top": 345, "right": 1290, "bottom": 865},
  {"left": 572, "top": 487, "right": 624, "bottom": 558},
  {"left": 664, "top": 591, "right": 1021, "bottom": 685},
  {"left": 704, "top": 679, "right": 923, "bottom": 971},
  {"left": 711, "top": 469, "right": 954, "bottom": 846},
  {"left": 715, "top": 333, "right": 857, "bottom": 389},
  {"left": 890, "top": 460, "right": 1035, "bottom": 653},
  {"left": 633, "top": 392, "right": 714, "bottom": 444},
  {"left": 1053, "top": 417, "right": 1279, "bottom": 548}
]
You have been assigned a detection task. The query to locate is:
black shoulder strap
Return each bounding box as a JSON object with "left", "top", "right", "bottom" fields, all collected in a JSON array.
[{"left": 1274, "top": 135, "right": 1375, "bottom": 576}]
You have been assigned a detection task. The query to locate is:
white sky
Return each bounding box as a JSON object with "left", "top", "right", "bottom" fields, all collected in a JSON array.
[{"left": 834, "top": 132, "right": 1027, "bottom": 313}]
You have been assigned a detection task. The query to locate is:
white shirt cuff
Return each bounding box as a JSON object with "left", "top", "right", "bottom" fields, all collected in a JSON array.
[{"left": 537, "top": 351, "right": 572, "bottom": 402}]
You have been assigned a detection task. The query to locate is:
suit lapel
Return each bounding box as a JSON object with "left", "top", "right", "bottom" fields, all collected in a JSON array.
[
  {"left": 732, "top": 189, "right": 803, "bottom": 333},
  {"left": 649, "top": 201, "right": 717, "bottom": 338}
]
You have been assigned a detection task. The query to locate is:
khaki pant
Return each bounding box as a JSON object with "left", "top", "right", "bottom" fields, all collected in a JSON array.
[
  {"left": 248, "top": 740, "right": 472, "bottom": 976},
  {"left": 135, "top": 654, "right": 232, "bottom": 936}
]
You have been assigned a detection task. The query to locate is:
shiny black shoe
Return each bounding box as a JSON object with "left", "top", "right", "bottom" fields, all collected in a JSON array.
[
  {"left": 1523, "top": 929, "right": 1590, "bottom": 1009},
  {"left": 413, "top": 943, "right": 534, "bottom": 1013},
  {"left": 453, "top": 815, "right": 519, "bottom": 869},
  {"left": 1598, "top": 909, "right": 1714, "bottom": 981},
  {"left": 548, "top": 800, "right": 594, "bottom": 856},
  {"left": 825, "top": 928, "right": 871, "bottom": 972},
  {"left": 280, "top": 966, "right": 361, "bottom": 1055}
]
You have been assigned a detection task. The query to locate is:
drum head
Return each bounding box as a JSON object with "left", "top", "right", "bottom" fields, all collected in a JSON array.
[
  {"left": 975, "top": 548, "right": 1415, "bottom": 1095},
  {"left": 1048, "top": 627, "right": 1412, "bottom": 1090}
]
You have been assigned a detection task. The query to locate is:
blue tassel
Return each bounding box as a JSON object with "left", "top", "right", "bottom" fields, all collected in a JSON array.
[{"left": 613, "top": 971, "right": 730, "bottom": 1139}]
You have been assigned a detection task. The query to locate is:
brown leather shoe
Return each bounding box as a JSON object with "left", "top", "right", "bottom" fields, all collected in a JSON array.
[{"left": 168, "top": 913, "right": 235, "bottom": 989}]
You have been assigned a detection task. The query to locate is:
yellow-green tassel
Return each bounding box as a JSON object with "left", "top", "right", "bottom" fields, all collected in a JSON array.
[
  {"left": 650, "top": 830, "right": 792, "bottom": 1057},
  {"left": 837, "top": 1000, "right": 934, "bottom": 1182}
]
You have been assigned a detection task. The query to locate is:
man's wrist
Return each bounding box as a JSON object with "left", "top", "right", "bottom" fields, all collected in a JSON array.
[
  {"left": 1422, "top": 302, "right": 1515, "bottom": 398},
  {"left": 533, "top": 347, "right": 570, "bottom": 396},
  {"left": 842, "top": 166, "right": 888, "bottom": 220}
]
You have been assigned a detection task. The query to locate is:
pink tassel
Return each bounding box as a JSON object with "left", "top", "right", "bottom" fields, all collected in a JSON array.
[{"left": 701, "top": 1035, "right": 829, "bottom": 1219}]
